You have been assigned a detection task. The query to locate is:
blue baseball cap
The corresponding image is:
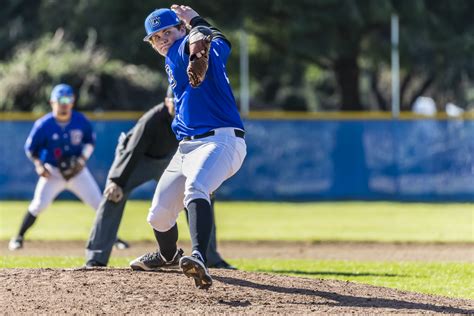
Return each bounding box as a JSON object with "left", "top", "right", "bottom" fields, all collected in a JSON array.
[
  {"left": 143, "top": 9, "right": 181, "bottom": 42},
  {"left": 50, "top": 84, "right": 74, "bottom": 103}
]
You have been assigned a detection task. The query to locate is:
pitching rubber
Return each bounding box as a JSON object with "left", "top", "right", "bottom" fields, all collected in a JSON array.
[{"left": 179, "top": 256, "right": 213, "bottom": 289}]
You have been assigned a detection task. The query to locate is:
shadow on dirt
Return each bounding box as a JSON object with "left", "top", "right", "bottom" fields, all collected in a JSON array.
[
  {"left": 214, "top": 275, "right": 474, "bottom": 314},
  {"left": 255, "top": 269, "right": 407, "bottom": 278}
]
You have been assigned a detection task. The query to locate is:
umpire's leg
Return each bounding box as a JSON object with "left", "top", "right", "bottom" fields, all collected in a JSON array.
[
  {"left": 85, "top": 156, "right": 167, "bottom": 265},
  {"left": 85, "top": 187, "right": 130, "bottom": 265},
  {"left": 205, "top": 198, "right": 225, "bottom": 266}
]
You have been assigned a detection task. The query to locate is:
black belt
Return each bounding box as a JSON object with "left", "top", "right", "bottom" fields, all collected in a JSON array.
[{"left": 183, "top": 129, "right": 245, "bottom": 141}]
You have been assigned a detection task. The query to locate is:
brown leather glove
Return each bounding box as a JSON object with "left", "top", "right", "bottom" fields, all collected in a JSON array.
[
  {"left": 58, "top": 156, "right": 85, "bottom": 181},
  {"left": 187, "top": 25, "right": 213, "bottom": 87}
]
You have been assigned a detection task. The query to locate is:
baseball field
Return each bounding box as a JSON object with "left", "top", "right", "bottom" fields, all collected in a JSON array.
[{"left": 1, "top": 201, "right": 473, "bottom": 314}]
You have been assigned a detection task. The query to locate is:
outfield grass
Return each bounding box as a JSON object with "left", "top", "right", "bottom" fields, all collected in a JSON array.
[
  {"left": 237, "top": 259, "right": 474, "bottom": 300},
  {"left": 1, "top": 201, "right": 473, "bottom": 242},
  {"left": 1, "top": 256, "right": 472, "bottom": 300}
]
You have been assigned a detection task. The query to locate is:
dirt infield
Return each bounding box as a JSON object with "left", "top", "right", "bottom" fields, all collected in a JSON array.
[
  {"left": 1, "top": 241, "right": 473, "bottom": 314},
  {"left": 1, "top": 268, "right": 473, "bottom": 314},
  {"left": 1, "top": 240, "right": 473, "bottom": 262}
]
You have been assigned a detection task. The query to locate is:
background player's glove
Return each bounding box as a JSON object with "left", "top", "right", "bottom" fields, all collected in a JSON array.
[
  {"left": 187, "top": 26, "right": 212, "bottom": 87},
  {"left": 104, "top": 182, "right": 124, "bottom": 203},
  {"left": 58, "top": 156, "right": 85, "bottom": 181}
]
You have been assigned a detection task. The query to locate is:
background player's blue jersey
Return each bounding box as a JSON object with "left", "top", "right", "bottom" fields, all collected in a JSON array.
[
  {"left": 165, "top": 36, "right": 244, "bottom": 140},
  {"left": 25, "top": 111, "right": 95, "bottom": 167}
]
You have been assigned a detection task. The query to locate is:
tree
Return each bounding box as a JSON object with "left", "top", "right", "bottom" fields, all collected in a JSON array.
[
  {"left": 2, "top": 0, "right": 473, "bottom": 111},
  {"left": 394, "top": 0, "right": 474, "bottom": 110},
  {"left": 243, "top": 0, "right": 393, "bottom": 110}
]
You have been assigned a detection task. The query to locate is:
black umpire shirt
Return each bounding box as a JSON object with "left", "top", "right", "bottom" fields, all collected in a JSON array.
[{"left": 108, "top": 103, "right": 178, "bottom": 187}]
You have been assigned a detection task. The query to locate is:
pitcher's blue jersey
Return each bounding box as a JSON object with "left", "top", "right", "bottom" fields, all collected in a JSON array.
[
  {"left": 165, "top": 36, "right": 244, "bottom": 140},
  {"left": 25, "top": 111, "right": 95, "bottom": 166}
]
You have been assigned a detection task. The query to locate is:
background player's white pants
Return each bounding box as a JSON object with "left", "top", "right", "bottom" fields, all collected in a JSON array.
[
  {"left": 28, "top": 164, "right": 102, "bottom": 216},
  {"left": 148, "top": 128, "right": 247, "bottom": 232}
]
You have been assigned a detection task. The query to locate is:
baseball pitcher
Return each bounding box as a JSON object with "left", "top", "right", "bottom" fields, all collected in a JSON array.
[
  {"left": 85, "top": 89, "right": 234, "bottom": 269},
  {"left": 130, "top": 5, "right": 246, "bottom": 289}
]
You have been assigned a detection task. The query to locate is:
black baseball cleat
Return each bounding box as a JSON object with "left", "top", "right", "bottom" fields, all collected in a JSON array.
[
  {"left": 114, "top": 238, "right": 130, "bottom": 250},
  {"left": 179, "top": 251, "right": 213, "bottom": 289},
  {"left": 208, "top": 260, "right": 237, "bottom": 270},
  {"left": 84, "top": 260, "right": 107, "bottom": 269},
  {"left": 8, "top": 236, "right": 23, "bottom": 251},
  {"left": 130, "top": 248, "right": 184, "bottom": 271}
]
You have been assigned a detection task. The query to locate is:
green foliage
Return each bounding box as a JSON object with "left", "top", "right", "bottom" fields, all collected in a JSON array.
[
  {"left": 1, "top": 0, "right": 474, "bottom": 111},
  {"left": 1, "top": 201, "right": 472, "bottom": 242},
  {"left": 0, "top": 29, "right": 167, "bottom": 112},
  {"left": 242, "top": 0, "right": 394, "bottom": 110},
  {"left": 391, "top": 0, "right": 474, "bottom": 109}
]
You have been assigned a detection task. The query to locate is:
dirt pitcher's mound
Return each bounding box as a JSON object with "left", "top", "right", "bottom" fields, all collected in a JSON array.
[{"left": 1, "top": 268, "right": 473, "bottom": 314}]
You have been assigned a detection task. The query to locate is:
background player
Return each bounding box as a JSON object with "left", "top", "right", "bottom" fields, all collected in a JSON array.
[
  {"left": 8, "top": 84, "right": 128, "bottom": 251},
  {"left": 85, "top": 88, "right": 234, "bottom": 269},
  {"left": 130, "top": 5, "right": 246, "bottom": 289}
]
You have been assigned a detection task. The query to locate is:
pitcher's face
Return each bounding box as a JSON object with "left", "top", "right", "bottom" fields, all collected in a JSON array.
[{"left": 148, "top": 26, "right": 186, "bottom": 56}]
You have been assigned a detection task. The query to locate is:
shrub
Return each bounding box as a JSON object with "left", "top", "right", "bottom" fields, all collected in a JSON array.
[{"left": 0, "top": 29, "right": 168, "bottom": 112}]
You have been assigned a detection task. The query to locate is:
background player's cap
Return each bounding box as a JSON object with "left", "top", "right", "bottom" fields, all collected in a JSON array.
[
  {"left": 143, "top": 8, "right": 180, "bottom": 42},
  {"left": 50, "top": 84, "right": 74, "bottom": 102}
]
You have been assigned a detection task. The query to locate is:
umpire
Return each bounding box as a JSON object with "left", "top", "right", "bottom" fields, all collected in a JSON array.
[{"left": 85, "top": 88, "right": 234, "bottom": 269}]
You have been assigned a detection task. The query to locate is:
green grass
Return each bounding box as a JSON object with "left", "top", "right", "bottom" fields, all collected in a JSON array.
[
  {"left": 1, "top": 201, "right": 473, "bottom": 242},
  {"left": 235, "top": 259, "right": 474, "bottom": 300},
  {"left": 1, "top": 255, "right": 472, "bottom": 299}
]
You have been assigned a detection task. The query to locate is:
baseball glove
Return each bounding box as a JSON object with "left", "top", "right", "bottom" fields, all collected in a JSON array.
[
  {"left": 58, "top": 156, "right": 85, "bottom": 181},
  {"left": 187, "top": 26, "right": 213, "bottom": 87}
]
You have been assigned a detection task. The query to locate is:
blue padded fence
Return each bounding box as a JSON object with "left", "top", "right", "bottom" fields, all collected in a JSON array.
[{"left": 0, "top": 118, "right": 473, "bottom": 201}]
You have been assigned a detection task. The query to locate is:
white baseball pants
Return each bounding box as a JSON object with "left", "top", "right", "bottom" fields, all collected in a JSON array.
[
  {"left": 148, "top": 127, "right": 247, "bottom": 232},
  {"left": 27, "top": 164, "right": 102, "bottom": 216}
]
